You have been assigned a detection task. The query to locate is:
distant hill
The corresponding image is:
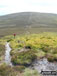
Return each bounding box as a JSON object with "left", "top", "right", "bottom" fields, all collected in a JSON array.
[
  {"left": 0, "top": 12, "right": 57, "bottom": 28},
  {"left": 0, "top": 12, "right": 57, "bottom": 37}
]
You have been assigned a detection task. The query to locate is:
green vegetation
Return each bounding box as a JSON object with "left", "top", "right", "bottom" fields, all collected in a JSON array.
[
  {"left": 13, "top": 65, "right": 25, "bottom": 72},
  {"left": 1, "top": 32, "right": 57, "bottom": 75},
  {"left": 0, "top": 38, "right": 6, "bottom": 62},
  {"left": 23, "top": 68, "right": 42, "bottom": 76},
  {"left": 11, "top": 50, "right": 36, "bottom": 65},
  {"left": 0, "top": 63, "right": 41, "bottom": 76},
  {"left": 7, "top": 32, "right": 57, "bottom": 63},
  {"left": 0, "top": 44, "right": 5, "bottom": 56},
  {"left": 0, "top": 43, "right": 5, "bottom": 62},
  {"left": 0, "top": 63, "right": 22, "bottom": 76},
  {"left": 1, "top": 32, "right": 57, "bottom": 64}
]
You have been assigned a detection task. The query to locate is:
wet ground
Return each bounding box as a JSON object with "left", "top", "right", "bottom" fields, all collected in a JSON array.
[
  {"left": 5, "top": 42, "right": 57, "bottom": 75},
  {"left": 5, "top": 42, "right": 12, "bottom": 66},
  {"left": 31, "top": 58, "right": 57, "bottom": 73}
]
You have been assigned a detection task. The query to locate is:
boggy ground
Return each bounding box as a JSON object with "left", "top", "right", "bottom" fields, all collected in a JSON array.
[
  {"left": 0, "top": 44, "right": 5, "bottom": 65},
  {"left": 9, "top": 32, "right": 57, "bottom": 63},
  {"left": 1, "top": 32, "right": 57, "bottom": 76},
  {"left": 0, "top": 63, "right": 41, "bottom": 76}
]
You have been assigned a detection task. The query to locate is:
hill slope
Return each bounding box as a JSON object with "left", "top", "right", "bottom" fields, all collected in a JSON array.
[
  {"left": 0, "top": 12, "right": 57, "bottom": 28},
  {"left": 0, "top": 12, "right": 57, "bottom": 36}
]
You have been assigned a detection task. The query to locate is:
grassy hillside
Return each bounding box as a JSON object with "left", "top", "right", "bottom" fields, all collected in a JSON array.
[
  {"left": 0, "top": 12, "right": 57, "bottom": 36},
  {"left": 0, "top": 12, "right": 57, "bottom": 28}
]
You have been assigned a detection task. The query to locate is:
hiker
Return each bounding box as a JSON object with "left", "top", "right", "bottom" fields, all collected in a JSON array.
[{"left": 13, "top": 33, "right": 16, "bottom": 38}]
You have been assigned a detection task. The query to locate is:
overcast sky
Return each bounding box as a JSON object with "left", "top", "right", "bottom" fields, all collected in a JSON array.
[{"left": 0, "top": 0, "right": 57, "bottom": 16}]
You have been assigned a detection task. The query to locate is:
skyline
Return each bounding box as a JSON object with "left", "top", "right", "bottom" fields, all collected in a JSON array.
[{"left": 0, "top": 0, "right": 57, "bottom": 16}]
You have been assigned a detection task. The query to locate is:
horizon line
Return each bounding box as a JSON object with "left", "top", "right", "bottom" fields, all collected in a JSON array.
[{"left": 0, "top": 11, "right": 57, "bottom": 16}]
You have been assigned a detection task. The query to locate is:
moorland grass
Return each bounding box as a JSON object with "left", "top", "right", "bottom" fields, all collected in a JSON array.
[{"left": 9, "top": 32, "right": 57, "bottom": 63}]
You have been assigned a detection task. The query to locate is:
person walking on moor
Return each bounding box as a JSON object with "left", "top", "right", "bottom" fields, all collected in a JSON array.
[{"left": 13, "top": 33, "right": 16, "bottom": 38}]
